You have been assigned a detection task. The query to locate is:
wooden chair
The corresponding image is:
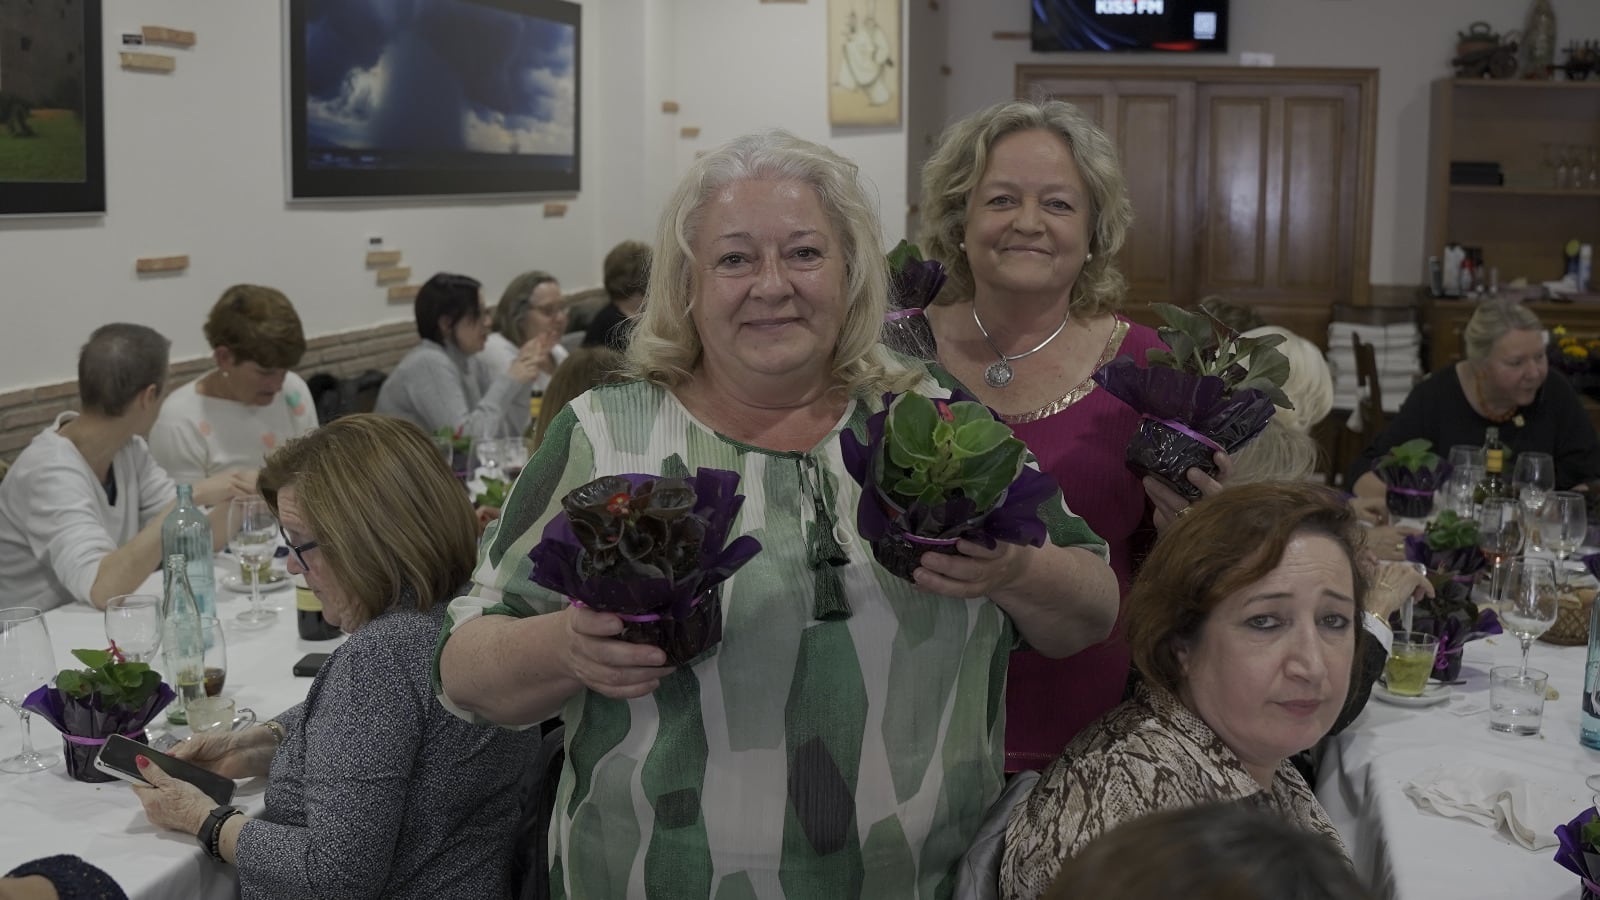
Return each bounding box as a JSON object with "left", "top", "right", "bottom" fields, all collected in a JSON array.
[
  {"left": 1324, "top": 333, "right": 1388, "bottom": 488},
  {"left": 1352, "top": 332, "right": 1388, "bottom": 440}
]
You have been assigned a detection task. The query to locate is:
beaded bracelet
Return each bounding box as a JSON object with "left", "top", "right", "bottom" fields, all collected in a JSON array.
[{"left": 199, "top": 807, "right": 243, "bottom": 862}]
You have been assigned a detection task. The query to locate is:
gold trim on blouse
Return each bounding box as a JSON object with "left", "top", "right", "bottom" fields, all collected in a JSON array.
[{"left": 999, "top": 318, "right": 1132, "bottom": 425}]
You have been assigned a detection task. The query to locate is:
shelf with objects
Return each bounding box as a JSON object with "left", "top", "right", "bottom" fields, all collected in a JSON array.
[{"left": 1422, "top": 77, "right": 1600, "bottom": 372}]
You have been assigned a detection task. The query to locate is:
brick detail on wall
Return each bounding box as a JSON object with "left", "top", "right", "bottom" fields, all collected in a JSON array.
[{"left": 0, "top": 321, "right": 418, "bottom": 463}]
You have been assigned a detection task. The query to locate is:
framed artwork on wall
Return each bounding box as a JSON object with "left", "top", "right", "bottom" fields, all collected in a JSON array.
[
  {"left": 286, "top": 0, "right": 581, "bottom": 200},
  {"left": 0, "top": 0, "right": 106, "bottom": 216},
  {"left": 828, "top": 0, "right": 900, "bottom": 127}
]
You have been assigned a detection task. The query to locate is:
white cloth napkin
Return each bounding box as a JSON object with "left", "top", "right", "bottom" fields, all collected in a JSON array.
[{"left": 1402, "top": 764, "right": 1568, "bottom": 850}]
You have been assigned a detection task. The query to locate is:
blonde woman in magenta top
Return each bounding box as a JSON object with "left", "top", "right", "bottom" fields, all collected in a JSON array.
[{"left": 149, "top": 285, "right": 318, "bottom": 485}]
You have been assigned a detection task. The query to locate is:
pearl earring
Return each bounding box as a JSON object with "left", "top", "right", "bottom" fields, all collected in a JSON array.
[
  {"left": 959, "top": 241, "right": 966, "bottom": 252},
  {"left": 1086, "top": 252, "right": 1094, "bottom": 262}
]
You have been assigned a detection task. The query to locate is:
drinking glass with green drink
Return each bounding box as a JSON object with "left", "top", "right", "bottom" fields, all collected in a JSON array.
[{"left": 1385, "top": 631, "right": 1440, "bottom": 696}]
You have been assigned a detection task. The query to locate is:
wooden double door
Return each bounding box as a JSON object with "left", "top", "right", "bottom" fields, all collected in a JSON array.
[{"left": 1016, "top": 65, "right": 1378, "bottom": 346}]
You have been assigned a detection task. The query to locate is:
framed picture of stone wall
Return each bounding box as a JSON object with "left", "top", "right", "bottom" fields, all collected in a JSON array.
[
  {"left": 0, "top": 0, "right": 106, "bottom": 215},
  {"left": 828, "top": 0, "right": 899, "bottom": 127}
]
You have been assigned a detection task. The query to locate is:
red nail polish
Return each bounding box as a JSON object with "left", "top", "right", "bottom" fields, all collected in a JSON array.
[{"left": 135, "top": 755, "right": 149, "bottom": 769}]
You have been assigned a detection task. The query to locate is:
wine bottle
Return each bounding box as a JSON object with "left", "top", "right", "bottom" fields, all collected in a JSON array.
[
  {"left": 1474, "top": 427, "right": 1508, "bottom": 504},
  {"left": 295, "top": 582, "right": 341, "bottom": 641},
  {"left": 161, "top": 554, "right": 205, "bottom": 725},
  {"left": 161, "top": 484, "right": 216, "bottom": 619}
]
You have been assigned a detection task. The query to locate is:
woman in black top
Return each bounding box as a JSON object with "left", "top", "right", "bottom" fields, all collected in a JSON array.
[{"left": 1349, "top": 300, "right": 1600, "bottom": 493}]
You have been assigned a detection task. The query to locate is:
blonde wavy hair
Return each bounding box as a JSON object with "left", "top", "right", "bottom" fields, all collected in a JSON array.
[
  {"left": 918, "top": 99, "right": 1133, "bottom": 316},
  {"left": 624, "top": 129, "right": 923, "bottom": 395}
]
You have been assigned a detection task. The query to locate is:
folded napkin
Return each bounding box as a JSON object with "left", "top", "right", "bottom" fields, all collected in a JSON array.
[{"left": 1402, "top": 764, "right": 1569, "bottom": 850}]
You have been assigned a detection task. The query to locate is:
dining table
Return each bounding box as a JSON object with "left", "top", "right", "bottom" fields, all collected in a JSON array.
[
  {"left": 1318, "top": 613, "right": 1597, "bottom": 899},
  {"left": 0, "top": 557, "right": 345, "bottom": 899}
]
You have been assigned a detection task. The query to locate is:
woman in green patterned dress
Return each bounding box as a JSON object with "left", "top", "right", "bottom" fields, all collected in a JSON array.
[{"left": 434, "top": 129, "right": 1119, "bottom": 899}]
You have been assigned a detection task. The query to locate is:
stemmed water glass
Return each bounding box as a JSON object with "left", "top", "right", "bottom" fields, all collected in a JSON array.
[
  {"left": 1478, "top": 497, "right": 1524, "bottom": 601},
  {"left": 229, "top": 496, "right": 279, "bottom": 629},
  {"left": 1539, "top": 490, "right": 1587, "bottom": 581},
  {"left": 475, "top": 435, "right": 508, "bottom": 482},
  {"left": 104, "top": 594, "right": 162, "bottom": 663},
  {"left": 1512, "top": 452, "right": 1554, "bottom": 516},
  {"left": 1496, "top": 557, "right": 1559, "bottom": 676},
  {"left": 0, "top": 607, "right": 61, "bottom": 774}
]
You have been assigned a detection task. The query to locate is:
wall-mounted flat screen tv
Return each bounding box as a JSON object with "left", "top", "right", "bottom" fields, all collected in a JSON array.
[
  {"left": 286, "top": 0, "right": 580, "bottom": 200},
  {"left": 1032, "top": 0, "right": 1228, "bottom": 53}
]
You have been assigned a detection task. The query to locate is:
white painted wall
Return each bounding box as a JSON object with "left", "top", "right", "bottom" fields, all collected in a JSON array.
[
  {"left": 0, "top": 0, "right": 629, "bottom": 389},
  {"left": 662, "top": 0, "right": 910, "bottom": 245},
  {"left": 935, "top": 0, "right": 1600, "bottom": 288},
  {"left": 0, "top": 0, "right": 910, "bottom": 392}
]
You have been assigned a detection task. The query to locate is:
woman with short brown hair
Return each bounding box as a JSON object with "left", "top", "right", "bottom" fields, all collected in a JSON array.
[
  {"left": 131, "top": 414, "right": 539, "bottom": 899},
  {"left": 1000, "top": 481, "right": 1363, "bottom": 899},
  {"left": 149, "top": 284, "right": 317, "bottom": 484}
]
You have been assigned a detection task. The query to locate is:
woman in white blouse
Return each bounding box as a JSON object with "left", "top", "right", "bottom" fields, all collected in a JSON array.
[{"left": 149, "top": 285, "right": 318, "bottom": 484}]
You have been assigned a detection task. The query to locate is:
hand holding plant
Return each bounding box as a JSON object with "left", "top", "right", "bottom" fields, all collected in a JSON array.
[
  {"left": 525, "top": 468, "right": 762, "bottom": 666},
  {"left": 1093, "top": 303, "right": 1293, "bottom": 500},
  {"left": 840, "top": 390, "right": 1058, "bottom": 582}
]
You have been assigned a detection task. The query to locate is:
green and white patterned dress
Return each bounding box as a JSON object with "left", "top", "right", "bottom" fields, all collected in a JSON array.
[{"left": 435, "top": 374, "right": 1106, "bottom": 900}]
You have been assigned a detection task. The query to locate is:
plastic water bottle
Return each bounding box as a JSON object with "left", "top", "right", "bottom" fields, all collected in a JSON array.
[
  {"left": 1582, "top": 596, "right": 1600, "bottom": 750},
  {"left": 161, "top": 484, "right": 215, "bottom": 618},
  {"left": 161, "top": 555, "right": 205, "bottom": 725}
]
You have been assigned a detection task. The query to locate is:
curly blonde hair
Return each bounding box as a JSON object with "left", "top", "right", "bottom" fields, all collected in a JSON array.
[
  {"left": 918, "top": 99, "right": 1132, "bottom": 316},
  {"left": 624, "top": 129, "right": 922, "bottom": 395}
]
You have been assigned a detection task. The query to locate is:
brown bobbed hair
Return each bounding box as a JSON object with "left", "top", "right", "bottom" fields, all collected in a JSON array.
[
  {"left": 203, "top": 285, "right": 307, "bottom": 370},
  {"left": 257, "top": 414, "right": 477, "bottom": 623},
  {"left": 918, "top": 98, "right": 1133, "bottom": 316},
  {"left": 532, "top": 346, "right": 627, "bottom": 450},
  {"left": 1043, "top": 802, "right": 1373, "bottom": 900},
  {"left": 1126, "top": 481, "right": 1368, "bottom": 697}
]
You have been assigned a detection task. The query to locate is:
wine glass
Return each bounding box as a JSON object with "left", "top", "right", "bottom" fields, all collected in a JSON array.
[
  {"left": 1497, "top": 557, "right": 1558, "bottom": 676},
  {"left": 475, "top": 435, "right": 507, "bottom": 482},
  {"left": 229, "top": 496, "right": 279, "bottom": 629},
  {"left": 1511, "top": 452, "right": 1555, "bottom": 517},
  {"left": 1478, "top": 497, "right": 1523, "bottom": 601},
  {"left": 104, "top": 594, "right": 162, "bottom": 663},
  {"left": 501, "top": 438, "right": 530, "bottom": 482},
  {"left": 1539, "top": 490, "right": 1587, "bottom": 580},
  {"left": 1443, "top": 464, "right": 1483, "bottom": 518},
  {"left": 0, "top": 607, "right": 61, "bottom": 774}
]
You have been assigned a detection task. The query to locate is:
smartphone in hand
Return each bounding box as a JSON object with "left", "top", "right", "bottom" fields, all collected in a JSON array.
[{"left": 95, "top": 733, "right": 236, "bottom": 806}]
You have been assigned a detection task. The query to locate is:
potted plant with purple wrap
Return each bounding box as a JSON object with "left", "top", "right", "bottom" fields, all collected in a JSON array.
[
  {"left": 1404, "top": 510, "right": 1490, "bottom": 582},
  {"left": 22, "top": 644, "right": 174, "bottom": 782},
  {"left": 1092, "top": 303, "right": 1292, "bottom": 500},
  {"left": 840, "top": 390, "right": 1058, "bottom": 582},
  {"left": 525, "top": 468, "right": 762, "bottom": 667},
  {"left": 1554, "top": 806, "right": 1600, "bottom": 900},
  {"left": 1372, "top": 438, "right": 1451, "bottom": 519},
  {"left": 881, "top": 239, "right": 946, "bottom": 360}
]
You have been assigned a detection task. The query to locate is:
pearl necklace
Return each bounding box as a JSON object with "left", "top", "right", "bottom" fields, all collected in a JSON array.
[{"left": 971, "top": 301, "right": 1071, "bottom": 388}]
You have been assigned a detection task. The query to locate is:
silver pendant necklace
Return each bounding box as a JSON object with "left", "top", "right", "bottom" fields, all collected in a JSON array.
[{"left": 971, "top": 301, "right": 1071, "bottom": 388}]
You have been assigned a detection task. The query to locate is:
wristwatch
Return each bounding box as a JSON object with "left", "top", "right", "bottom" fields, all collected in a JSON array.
[{"left": 197, "top": 805, "right": 243, "bottom": 861}]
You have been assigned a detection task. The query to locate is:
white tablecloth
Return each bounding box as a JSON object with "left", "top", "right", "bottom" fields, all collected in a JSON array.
[
  {"left": 1318, "top": 636, "right": 1598, "bottom": 900},
  {"left": 0, "top": 559, "right": 343, "bottom": 899}
]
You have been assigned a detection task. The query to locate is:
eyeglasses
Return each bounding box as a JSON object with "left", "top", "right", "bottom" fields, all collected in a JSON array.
[{"left": 279, "top": 524, "right": 319, "bottom": 570}]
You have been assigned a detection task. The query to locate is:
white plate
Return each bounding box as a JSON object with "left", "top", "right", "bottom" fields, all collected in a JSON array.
[
  {"left": 1372, "top": 681, "right": 1453, "bottom": 708},
  {"left": 220, "top": 571, "right": 291, "bottom": 594}
]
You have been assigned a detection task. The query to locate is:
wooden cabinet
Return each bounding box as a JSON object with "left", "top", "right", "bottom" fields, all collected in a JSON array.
[
  {"left": 1016, "top": 66, "right": 1377, "bottom": 346},
  {"left": 1424, "top": 78, "right": 1600, "bottom": 291}
]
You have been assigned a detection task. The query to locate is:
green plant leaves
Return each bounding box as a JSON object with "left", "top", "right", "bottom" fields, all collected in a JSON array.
[
  {"left": 57, "top": 648, "right": 160, "bottom": 708},
  {"left": 1146, "top": 302, "right": 1296, "bottom": 408},
  {"left": 1380, "top": 438, "right": 1441, "bottom": 474},
  {"left": 880, "top": 392, "right": 1027, "bottom": 513}
]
